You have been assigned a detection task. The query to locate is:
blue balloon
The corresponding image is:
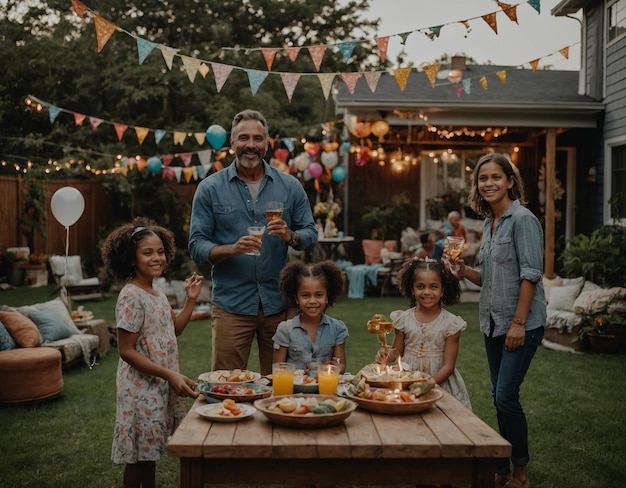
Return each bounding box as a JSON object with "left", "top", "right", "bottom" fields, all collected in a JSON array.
[
  {"left": 332, "top": 165, "right": 347, "bottom": 182},
  {"left": 147, "top": 156, "right": 162, "bottom": 173},
  {"left": 206, "top": 124, "right": 228, "bottom": 149}
]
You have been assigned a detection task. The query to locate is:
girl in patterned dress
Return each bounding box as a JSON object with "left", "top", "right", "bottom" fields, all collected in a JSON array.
[
  {"left": 375, "top": 258, "right": 471, "bottom": 410},
  {"left": 101, "top": 218, "right": 202, "bottom": 488}
]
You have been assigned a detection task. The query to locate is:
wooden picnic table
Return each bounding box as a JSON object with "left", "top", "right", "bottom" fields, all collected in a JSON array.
[{"left": 167, "top": 389, "right": 511, "bottom": 487}]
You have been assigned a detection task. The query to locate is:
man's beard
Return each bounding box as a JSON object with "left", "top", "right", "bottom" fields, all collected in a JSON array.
[{"left": 237, "top": 148, "right": 264, "bottom": 169}]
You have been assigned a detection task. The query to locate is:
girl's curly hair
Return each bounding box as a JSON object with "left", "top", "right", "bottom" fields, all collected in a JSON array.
[
  {"left": 279, "top": 260, "right": 345, "bottom": 308},
  {"left": 396, "top": 258, "right": 460, "bottom": 307},
  {"left": 100, "top": 217, "right": 176, "bottom": 281}
]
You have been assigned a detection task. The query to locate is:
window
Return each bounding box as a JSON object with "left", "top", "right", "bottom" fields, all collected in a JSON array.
[
  {"left": 611, "top": 144, "right": 626, "bottom": 221},
  {"left": 608, "top": 0, "right": 626, "bottom": 42}
]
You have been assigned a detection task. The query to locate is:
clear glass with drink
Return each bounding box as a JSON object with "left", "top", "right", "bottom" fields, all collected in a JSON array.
[
  {"left": 446, "top": 236, "right": 465, "bottom": 261},
  {"left": 272, "top": 362, "right": 295, "bottom": 395},
  {"left": 266, "top": 201, "right": 284, "bottom": 221},
  {"left": 246, "top": 226, "right": 265, "bottom": 256},
  {"left": 317, "top": 364, "right": 340, "bottom": 395}
]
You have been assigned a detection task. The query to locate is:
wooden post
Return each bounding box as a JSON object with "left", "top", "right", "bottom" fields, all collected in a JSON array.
[{"left": 545, "top": 129, "right": 556, "bottom": 278}]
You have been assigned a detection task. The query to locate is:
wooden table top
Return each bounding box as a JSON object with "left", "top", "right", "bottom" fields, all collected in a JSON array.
[{"left": 167, "top": 389, "right": 511, "bottom": 461}]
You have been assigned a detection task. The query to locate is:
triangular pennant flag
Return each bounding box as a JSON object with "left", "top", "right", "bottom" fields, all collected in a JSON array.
[
  {"left": 529, "top": 58, "right": 540, "bottom": 72},
  {"left": 173, "top": 132, "right": 187, "bottom": 145},
  {"left": 422, "top": 63, "right": 440, "bottom": 88},
  {"left": 261, "top": 48, "right": 278, "bottom": 71},
  {"left": 194, "top": 132, "right": 206, "bottom": 144},
  {"left": 202, "top": 162, "right": 213, "bottom": 176},
  {"left": 559, "top": 47, "right": 569, "bottom": 59},
  {"left": 210, "top": 62, "right": 234, "bottom": 92},
  {"left": 280, "top": 72, "right": 301, "bottom": 102},
  {"left": 364, "top": 71, "right": 382, "bottom": 93},
  {"left": 462, "top": 78, "right": 471, "bottom": 94},
  {"left": 528, "top": 0, "right": 541, "bottom": 14},
  {"left": 375, "top": 36, "right": 389, "bottom": 63},
  {"left": 181, "top": 55, "right": 202, "bottom": 83},
  {"left": 198, "top": 63, "right": 210, "bottom": 78},
  {"left": 340, "top": 72, "right": 361, "bottom": 95},
  {"left": 317, "top": 73, "right": 335, "bottom": 100},
  {"left": 454, "top": 84, "right": 464, "bottom": 97},
  {"left": 398, "top": 31, "right": 411, "bottom": 45},
  {"left": 159, "top": 45, "right": 179, "bottom": 70},
  {"left": 73, "top": 113, "right": 86, "bottom": 126},
  {"left": 307, "top": 45, "right": 327, "bottom": 72},
  {"left": 196, "top": 164, "right": 204, "bottom": 180},
  {"left": 459, "top": 20, "right": 472, "bottom": 36},
  {"left": 498, "top": 2, "right": 518, "bottom": 24},
  {"left": 283, "top": 137, "right": 295, "bottom": 152},
  {"left": 71, "top": 0, "right": 88, "bottom": 18},
  {"left": 94, "top": 15, "right": 117, "bottom": 53},
  {"left": 426, "top": 26, "right": 442, "bottom": 40},
  {"left": 479, "top": 76, "right": 488, "bottom": 90},
  {"left": 496, "top": 70, "right": 507, "bottom": 84},
  {"left": 136, "top": 38, "right": 157, "bottom": 64},
  {"left": 337, "top": 41, "right": 357, "bottom": 62},
  {"left": 182, "top": 167, "right": 194, "bottom": 183},
  {"left": 114, "top": 123, "right": 128, "bottom": 141},
  {"left": 172, "top": 166, "right": 182, "bottom": 183},
  {"left": 89, "top": 117, "right": 103, "bottom": 129},
  {"left": 154, "top": 129, "right": 166, "bottom": 144},
  {"left": 214, "top": 161, "right": 224, "bottom": 171},
  {"left": 198, "top": 149, "right": 212, "bottom": 165},
  {"left": 161, "top": 166, "right": 175, "bottom": 181},
  {"left": 246, "top": 69, "right": 269, "bottom": 96},
  {"left": 135, "top": 127, "right": 150, "bottom": 144},
  {"left": 394, "top": 67, "right": 412, "bottom": 91},
  {"left": 161, "top": 154, "right": 174, "bottom": 166},
  {"left": 192, "top": 167, "right": 199, "bottom": 181},
  {"left": 285, "top": 47, "right": 300, "bottom": 62},
  {"left": 48, "top": 106, "right": 61, "bottom": 123},
  {"left": 482, "top": 12, "right": 498, "bottom": 34},
  {"left": 179, "top": 153, "right": 192, "bottom": 167}
]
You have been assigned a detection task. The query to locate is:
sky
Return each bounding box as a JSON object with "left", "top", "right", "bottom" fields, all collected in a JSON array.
[{"left": 361, "top": 0, "right": 582, "bottom": 71}]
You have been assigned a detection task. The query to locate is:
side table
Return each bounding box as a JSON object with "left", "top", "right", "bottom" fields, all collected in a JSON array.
[{"left": 74, "top": 319, "right": 112, "bottom": 357}]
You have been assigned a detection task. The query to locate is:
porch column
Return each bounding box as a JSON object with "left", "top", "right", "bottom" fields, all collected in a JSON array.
[{"left": 544, "top": 129, "right": 556, "bottom": 278}]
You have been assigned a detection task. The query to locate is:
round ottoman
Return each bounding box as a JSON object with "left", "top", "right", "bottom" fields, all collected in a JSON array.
[{"left": 0, "top": 347, "right": 64, "bottom": 403}]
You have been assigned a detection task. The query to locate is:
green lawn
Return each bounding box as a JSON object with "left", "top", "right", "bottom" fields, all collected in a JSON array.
[{"left": 1, "top": 284, "right": 625, "bottom": 487}]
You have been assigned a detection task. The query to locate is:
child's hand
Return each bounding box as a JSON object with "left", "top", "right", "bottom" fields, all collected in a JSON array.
[
  {"left": 168, "top": 371, "right": 199, "bottom": 398},
  {"left": 184, "top": 273, "right": 204, "bottom": 300},
  {"left": 374, "top": 346, "right": 397, "bottom": 365}
]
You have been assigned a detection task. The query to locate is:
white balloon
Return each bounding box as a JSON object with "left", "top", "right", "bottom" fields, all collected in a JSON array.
[
  {"left": 51, "top": 187, "right": 85, "bottom": 227},
  {"left": 294, "top": 152, "right": 311, "bottom": 171},
  {"left": 321, "top": 151, "right": 339, "bottom": 169}
]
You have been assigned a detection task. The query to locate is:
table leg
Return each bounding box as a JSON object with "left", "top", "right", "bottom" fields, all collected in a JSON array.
[{"left": 179, "top": 458, "right": 202, "bottom": 488}]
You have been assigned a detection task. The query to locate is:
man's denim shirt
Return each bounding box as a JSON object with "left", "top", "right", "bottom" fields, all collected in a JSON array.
[
  {"left": 188, "top": 161, "right": 317, "bottom": 316},
  {"left": 478, "top": 200, "right": 547, "bottom": 337}
]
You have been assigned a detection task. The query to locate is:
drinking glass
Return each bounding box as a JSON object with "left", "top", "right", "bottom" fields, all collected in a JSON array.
[
  {"left": 446, "top": 236, "right": 465, "bottom": 261},
  {"left": 272, "top": 362, "right": 295, "bottom": 395},
  {"left": 266, "top": 201, "right": 284, "bottom": 221},
  {"left": 317, "top": 364, "right": 340, "bottom": 395},
  {"left": 246, "top": 226, "right": 265, "bottom": 256}
]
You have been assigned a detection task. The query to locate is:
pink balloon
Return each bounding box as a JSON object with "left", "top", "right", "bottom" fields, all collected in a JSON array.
[{"left": 307, "top": 162, "right": 323, "bottom": 179}]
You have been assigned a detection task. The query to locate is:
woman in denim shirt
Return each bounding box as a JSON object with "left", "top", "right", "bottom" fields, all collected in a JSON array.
[{"left": 454, "top": 153, "right": 546, "bottom": 488}]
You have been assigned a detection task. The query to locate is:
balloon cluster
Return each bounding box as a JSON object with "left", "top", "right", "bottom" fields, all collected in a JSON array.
[{"left": 271, "top": 141, "right": 348, "bottom": 184}]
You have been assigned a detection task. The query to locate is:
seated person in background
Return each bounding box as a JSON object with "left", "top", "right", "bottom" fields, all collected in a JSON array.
[
  {"left": 414, "top": 232, "right": 436, "bottom": 259},
  {"left": 443, "top": 211, "right": 467, "bottom": 239}
]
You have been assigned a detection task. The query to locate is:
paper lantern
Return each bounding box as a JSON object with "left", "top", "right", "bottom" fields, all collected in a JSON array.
[{"left": 371, "top": 120, "right": 390, "bottom": 141}]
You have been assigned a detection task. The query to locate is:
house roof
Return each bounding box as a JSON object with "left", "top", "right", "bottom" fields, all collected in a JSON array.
[
  {"left": 335, "top": 66, "right": 604, "bottom": 128},
  {"left": 551, "top": 0, "right": 593, "bottom": 16}
]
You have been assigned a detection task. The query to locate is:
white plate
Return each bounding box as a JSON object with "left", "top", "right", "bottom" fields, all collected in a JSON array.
[
  {"left": 198, "top": 370, "right": 262, "bottom": 383},
  {"left": 195, "top": 403, "right": 256, "bottom": 422}
]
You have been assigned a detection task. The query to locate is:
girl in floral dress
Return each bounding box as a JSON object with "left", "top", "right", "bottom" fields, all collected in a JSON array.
[
  {"left": 101, "top": 218, "right": 202, "bottom": 488},
  {"left": 376, "top": 258, "right": 471, "bottom": 410}
]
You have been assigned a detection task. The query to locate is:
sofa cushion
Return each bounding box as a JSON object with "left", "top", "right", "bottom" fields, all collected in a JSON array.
[
  {"left": 17, "top": 298, "right": 82, "bottom": 335},
  {"left": 542, "top": 277, "right": 563, "bottom": 303},
  {"left": 547, "top": 285, "right": 581, "bottom": 313},
  {"left": 0, "top": 321, "right": 17, "bottom": 351},
  {"left": 28, "top": 309, "right": 73, "bottom": 343},
  {"left": 0, "top": 310, "right": 43, "bottom": 347},
  {"left": 573, "top": 287, "right": 626, "bottom": 315},
  {"left": 545, "top": 310, "right": 584, "bottom": 333}
]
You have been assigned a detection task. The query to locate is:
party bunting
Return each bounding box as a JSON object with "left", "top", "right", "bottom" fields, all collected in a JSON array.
[
  {"left": 161, "top": 154, "right": 174, "bottom": 166},
  {"left": 426, "top": 26, "right": 442, "bottom": 40},
  {"left": 398, "top": 31, "right": 411, "bottom": 45},
  {"left": 135, "top": 127, "right": 150, "bottom": 144},
  {"left": 210, "top": 62, "right": 233, "bottom": 92},
  {"left": 423, "top": 64, "right": 441, "bottom": 88},
  {"left": 529, "top": 0, "right": 541, "bottom": 14},
  {"left": 285, "top": 47, "right": 300, "bottom": 62},
  {"left": 364, "top": 71, "right": 382, "bottom": 93},
  {"left": 394, "top": 67, "right": 412, "bottom": 91},
  {"left": 136, "top": 38, "right": 157, "bottom": 64},
  {"left": 48, "top": 106, "right": 61, "bottom": 123},
  {"left": 479, "top": 76, "right": 488, "bottom": 90},
  {"left": 73, "top": 113, "right": 86, "bottom": 126},
  {"left": 179, "top": 153, "right": 192, "bottom": 166},
  {"left": 181, "top": 55, "right": 202, "bottom": 83},
  {"left": 89, "top": 117, "right": 103, "bottom": 129},
  {"left": 94, "top": 15, "right": 117, "bottom": 53},
  {"left": 340, "top": 72, "right": 361, "bottom": 95},
  {"left": 71, "top": 0, "right": 88, "bottom": 18},
  {"left": 454, "top": 85, "right": 464, "bottom": 97},
  {"left": 182, "top": 167, "right": 194, "bottom": 183},
  {"left": 159, "top": 45, "right": 179, "bottom": 70},
  {"left": 173, "top": 132, "right": 187, "bottom": 145},
  {"left": 193, "top": 132, "right": 206, "bottom": 145},
  {"left": 261, "top": 48, "right": 278, "bottom": 71},
  {"left": 246, "top": 69, "right": 269, "bottom": 95},
  {"left": 114, "top": 123, "right": 128, "bottom": 141},
  {"left": 529, "top": 58, "right": 540, "bottom": 72},
  {"left": 496, "top": 70, "right": 507, "bottom": 84},
  {"left": 154, "top": 129, "right": 166, "bottom": 145},
  {"left": 337, "top": 41, "right": 357, "bottom": 62},
  {"left": 307, "top": 45, "right": 326, "bottom": 72},
  {"left": 198, "top": 63, "right": 210, "bottom": 78},
  {"left": 198, "top": 150, "right": 212, "bottom": 165},
  {"left": 280, "top": 72, "right": 301, "bottom": 102},
  {"left": 172, "top": 167, "right": 182, "bottom": 182},
  {"left": 317, "top": 73, "right": 335, "bottom": 100},
  {"left": 559, "top": 47, "right": 569, "bottom": 59},
  {"left": 375, "top": 37, "right": 389, "bottom": 63},
  {"left": 462, "top": 79, "right": 471, "bottom": 94},
  {"left": 498, "top": 2, "right": 519, "bottom": 24},
  {"left": 482, "top": 12, "right": 498, "bottom": 34}
]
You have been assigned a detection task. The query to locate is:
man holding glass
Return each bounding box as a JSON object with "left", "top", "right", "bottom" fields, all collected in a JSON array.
[{"left": 189, "top": 109, "right": 317, "bottom": 375}]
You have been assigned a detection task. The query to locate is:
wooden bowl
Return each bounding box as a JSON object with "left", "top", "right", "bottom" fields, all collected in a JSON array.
[
  {"left": 345, "top": 387, "right": 443, "bottom": 415},
  {"left": 254, "top": 394, "right": 356, "bottom": 429}
]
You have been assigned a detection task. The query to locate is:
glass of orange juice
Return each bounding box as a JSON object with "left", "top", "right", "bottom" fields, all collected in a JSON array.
[
  {"left": 266, "top": 201, "right": 284, "bottom": 221},
  {"left": 272, "top": 362, "right": 295, "bottom": 396},
  {"left": 317, "top": 364, "right": 340, "bottom": 395}
]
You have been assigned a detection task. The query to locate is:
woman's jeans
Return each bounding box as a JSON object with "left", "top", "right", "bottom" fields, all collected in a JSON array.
[{"left": 484, "top": 326, "right": 544, "bottom": 473}]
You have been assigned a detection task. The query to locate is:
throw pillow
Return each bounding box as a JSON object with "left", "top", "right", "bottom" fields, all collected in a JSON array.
[
  {"left": 28, "top": 308, "right": 73, "bottom": 343},
  {"left": 573, "top": 287, "right": 626, "bottom": 315},
  {"left": 0, "top": 321, "right": 16, "bottom": 351},
  {"left": 547, "top": 285, "right": 581, "bottom": 312},
  {"left": 18, "top": 298, "right": 82, "bottom": 335},
  {"left": 0, "top": 310, "right": 43, "bottom": 347}
]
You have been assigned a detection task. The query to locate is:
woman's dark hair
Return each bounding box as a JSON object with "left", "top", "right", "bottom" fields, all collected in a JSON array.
[
  {"left": 396, "top": 258, "right": 460, "bottom": 307},
  {"left": 100, "top": 217, "right": 176, "bottom": 280},
  {"left": 279, "top": 260, "right": 345, "bottom": 308},
  {"left": 468, "top": 153, "right": 526, "bottom": 217}
]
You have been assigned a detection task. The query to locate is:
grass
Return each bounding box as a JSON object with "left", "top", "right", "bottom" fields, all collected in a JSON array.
[{"left": 1, "top": 284, "right": 626, "bottom": 487}]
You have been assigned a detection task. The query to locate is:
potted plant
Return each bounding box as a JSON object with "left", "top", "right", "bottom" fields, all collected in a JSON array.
[{"left": 578, "top": 312, "right": 626, "bottom": 354}]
